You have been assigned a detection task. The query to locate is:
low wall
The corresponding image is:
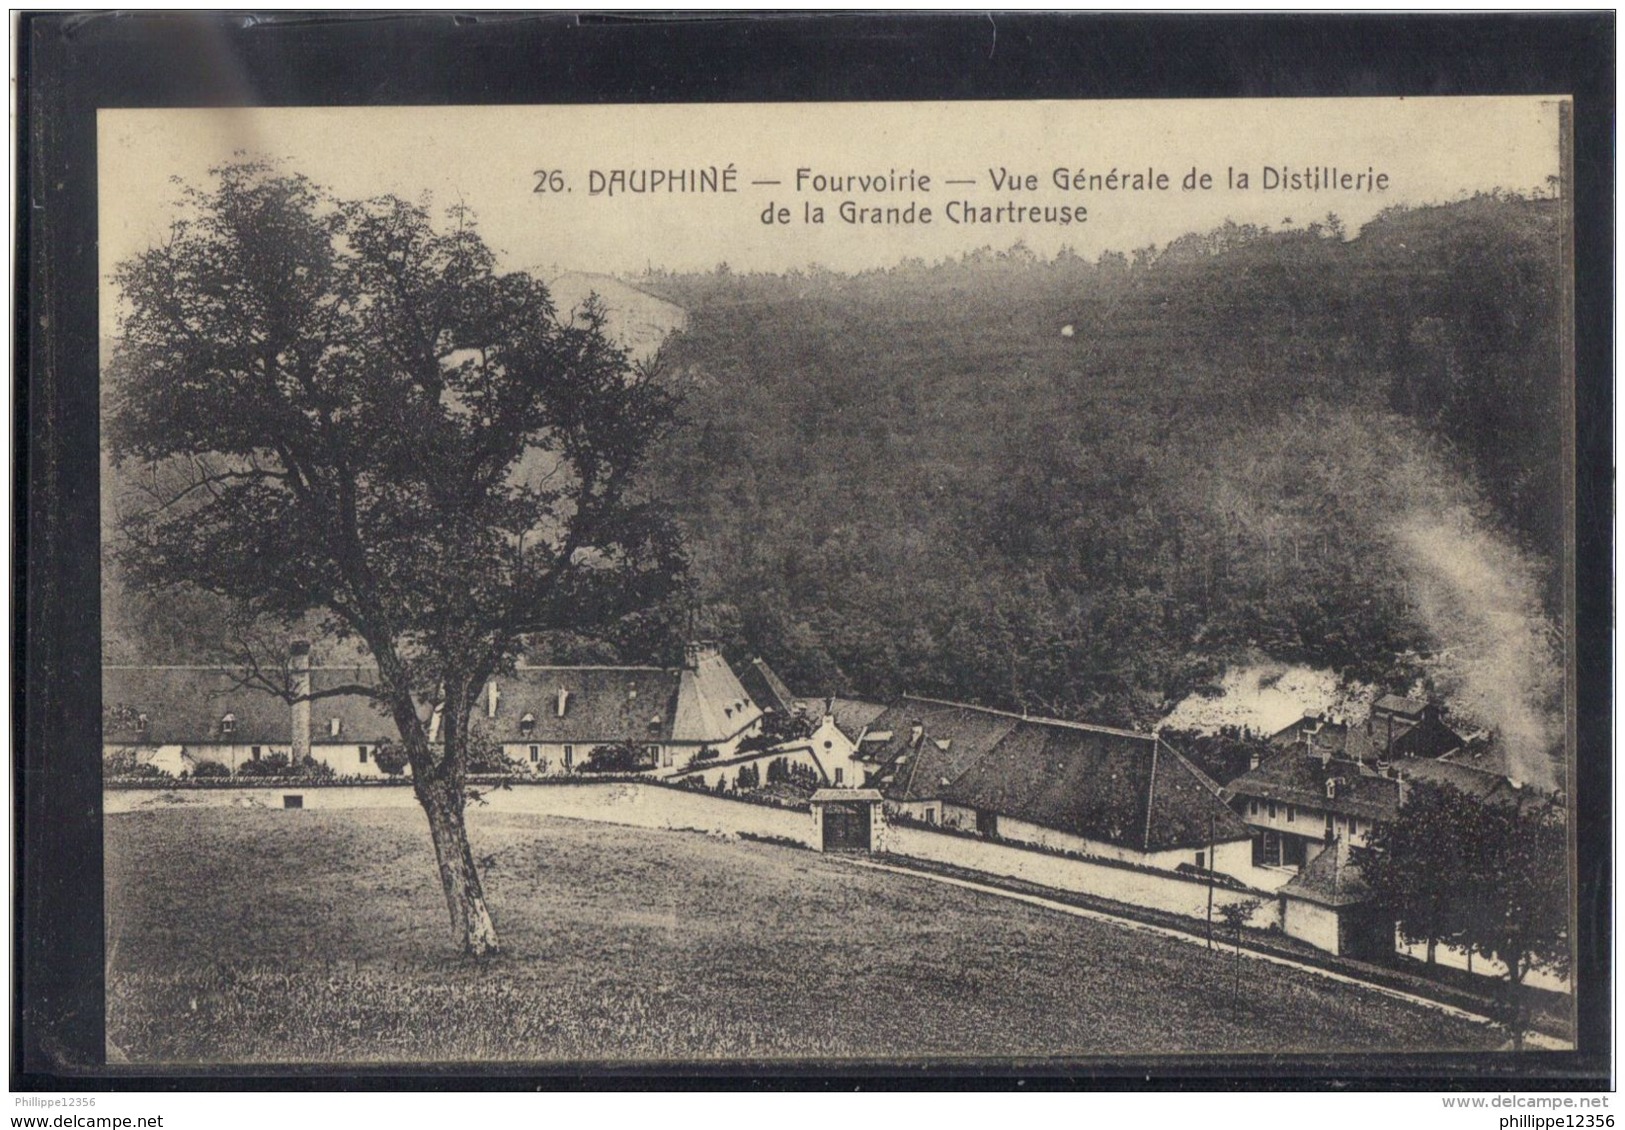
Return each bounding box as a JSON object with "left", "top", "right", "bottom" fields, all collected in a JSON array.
[
  {"left": 1395, "top": 937, "right": 1571, "bottom": 994},
  {"left": 886, "top": 824, "right": 1280, "bottom": 930},
  {"left": 105, "top": 781, "right": 818, "bottom": 848}
]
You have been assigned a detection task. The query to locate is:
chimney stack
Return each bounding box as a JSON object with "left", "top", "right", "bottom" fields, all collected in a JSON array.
[
  {"left": 487, "top": 679, "right": 500, "bottom": 718},
  {"left": 290, "top": 641, "right": 312, "bottom": 764}
]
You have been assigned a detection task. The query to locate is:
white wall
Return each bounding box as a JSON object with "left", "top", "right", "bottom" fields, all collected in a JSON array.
[
  {"left": 1239, "top": 797, "right": 1373, "bottom": 848},
  {"left": 1282, "top": 898, "right": 1344, "bottom": 954},
  {"left": 104, "top": 781, "right": 818, "bottom": 848},
  {"left": 309, "top": 744, "right": 392, "bottom": 778},
  {"left": 887, "top": 824, "right": 1279, "bottom": 931},
  {"left": 1395, "top": 936, "right": 1571, "bottom": 994}
]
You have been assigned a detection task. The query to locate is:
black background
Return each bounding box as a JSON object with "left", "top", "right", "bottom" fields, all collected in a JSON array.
[{"left": 15, "top": 11, "right": 1615, "bottom": 1090}]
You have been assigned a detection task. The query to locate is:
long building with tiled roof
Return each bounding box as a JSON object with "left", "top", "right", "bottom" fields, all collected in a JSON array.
[
  {"left": 104, "top": 641, "right": 766, "bottom": 778},
  {"left": 853, "top": 695, "right": 1258, "bottom": 880}
]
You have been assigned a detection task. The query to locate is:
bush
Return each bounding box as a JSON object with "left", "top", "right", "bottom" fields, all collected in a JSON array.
[
  {"left": 235, "top": 752, "right": 336, "bottom": 778},
  {"left": 236, "top": 752, "right": 293, "bottom": 777},
  {"left": 374, "top": 744, "right": 411, "bottom": 777},
  {"left": 104, "top": 749, "right": 170, "bottom": 779},
  {"left": 192, "top": 759, "right": 232, "bottom": 778},
  {"left": 736, "top": 763, "right": 761, "bottom": 790},
  {"left": 584, "top": 742, "right": 653, "bottom": 773}
]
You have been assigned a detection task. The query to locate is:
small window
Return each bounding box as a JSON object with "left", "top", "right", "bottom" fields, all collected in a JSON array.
[
  {"left": 529, "top": 745, "right": 539, "bottom": 763},
  {"left": 519, "top": 712, "right": 536, "bottom": 735},
  {"left": 824, "top": 740, "right": 834, "bottom": 750},
  {"left": 834, "top": 768, "right": 844, "bottom": 785},
  {"left": 329, "top": 717, "right": 342, "bottom": 737},
  {"left": 1326, "top": 813, "right": 1335, "bottom": 834},
  {"left": 251, "top": 746, "right": 262, "bottom": 761},
  {"left": 925, "top": 807, "right": 938, "bottom": 825},
  {"left": 1196, "top": 851, "right": 1206, "bottom": 870},
  {"left": 1348, "top": 817, "right": 1358, "bottom": 836},
  {"left": 359, "top": 746, "right": 368, "bottom": 764},
  {"left": 220, "top": 713, "right": 237, "bottom": 737},
  {"left": 563, "top": 745, "right": 574, "bottom": 768},
  {"left": 1286, "top": 805, "right": 1296, "bottom": 823},
  {"left": 135, "top": 713, "right": 149, "bottom": 735},
  {"left": 1267, "top": 801, "right": 1277, "bottom": 819},
  {"left": 1248, "top": 799, "right": 1259, "bottom": 816}
]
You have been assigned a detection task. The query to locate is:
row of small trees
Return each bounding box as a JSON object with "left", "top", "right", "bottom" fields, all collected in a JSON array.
[{"left": 1353, "top": 780, "right": 1569, "bottom": 1047}]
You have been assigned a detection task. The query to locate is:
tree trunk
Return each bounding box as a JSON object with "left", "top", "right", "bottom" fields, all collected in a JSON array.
[
  {"left": 1426, "top": 937, "right": 1437, "bottom": 966},
  {"left": 416, "top": 771, "right": 501, "bottom": 957}
]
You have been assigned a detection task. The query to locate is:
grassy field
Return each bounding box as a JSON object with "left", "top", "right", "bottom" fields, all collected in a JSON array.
[{"left": 106, "top": 807, "right": 1502, "bottom": 1065}]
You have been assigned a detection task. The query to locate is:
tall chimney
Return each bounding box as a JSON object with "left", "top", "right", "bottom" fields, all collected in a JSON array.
[{"left": 290, "top": 641, "right": 312, "bottom": 764}]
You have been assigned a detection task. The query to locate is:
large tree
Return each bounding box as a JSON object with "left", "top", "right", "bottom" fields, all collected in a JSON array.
[{"left": 107, "top": 161, "right": 686, "bottom": 955}]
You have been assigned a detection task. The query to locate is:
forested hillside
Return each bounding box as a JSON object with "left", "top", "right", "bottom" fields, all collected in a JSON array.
[
  {"left": 638, "top": 196, "right": 1564, "bottom": 737},
  {"left": 103, "top": 195, "right": 1564, "bottom": 769}
]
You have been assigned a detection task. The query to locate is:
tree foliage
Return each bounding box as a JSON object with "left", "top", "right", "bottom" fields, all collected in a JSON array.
[
  {"left": 637, "top": 196, "right": 1563, "bottom": 728},
  {"left": 106, "top": 161, "right": 687, "bottom": 954},
  {"left": 1355, "top": 780, "right": 1568, "bottom": 1044}
]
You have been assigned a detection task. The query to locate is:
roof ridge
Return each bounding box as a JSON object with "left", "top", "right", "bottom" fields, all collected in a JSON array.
[{"left": 901, "top": 694, "right": 1152, "bottom": 740}]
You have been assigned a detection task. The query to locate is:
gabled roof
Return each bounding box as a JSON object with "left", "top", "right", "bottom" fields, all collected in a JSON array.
[
  {"left": 1281, "top": 840, "right": 1370, "bottom": 908},
  {"left": 940, "top": 722, "right": 1250, "bottom": 852},
  {"left": 104, "top": 666, "right": 295, "bottom": 745},
  {"left": 1227, "top": 748, "right": 1402, "bottom": 822},
  {"left": 738, "top": 657, "right": 798, "bottom": 716},
  {"left": 823, "top": 697, "right": 889, "bottom": 739},
  {"left": 470, "top": 667, "right": 681, "bottom": 746}
]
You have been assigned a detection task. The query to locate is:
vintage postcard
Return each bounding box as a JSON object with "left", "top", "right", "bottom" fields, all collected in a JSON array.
[{"left": 97, "top": 98, "right": 1575, "bottom": 1065}]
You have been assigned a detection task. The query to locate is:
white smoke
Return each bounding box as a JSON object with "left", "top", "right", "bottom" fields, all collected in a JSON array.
[{"left": 1391, "top": 509, "right": 1562, "bottom": 791}]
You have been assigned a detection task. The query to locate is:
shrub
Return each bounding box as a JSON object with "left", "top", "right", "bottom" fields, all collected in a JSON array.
[
  {"left": 374, "top": 744, "right": 411, "bottom": 777},
  {"left": 584, "top": 742, "right": 653, "bottom": 773},
  {"left": 104, "top": 749, "right": 171, "bottom": 779},
  {"left": 736, "top": 763, "right": 761, "bottom": 790},
  {"left": 236, "top": 752, "right": 293, "bottom": 777},
  {"left": 192, "top": 759, "right": 232, "bottom": 778}
]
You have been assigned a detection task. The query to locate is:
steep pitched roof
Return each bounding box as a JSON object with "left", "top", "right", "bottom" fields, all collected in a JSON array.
[
  {"left": 1281, "top": 840, "right": 1370, "bottom": 908},
  {"left": 1227, "top": 748, "right": 1402, "bottom": 822},
  {"left": 103, "top": 666, "right": 294, "bottom": 745},
  {"left": 671, "top": 649, "right": 763, "bottom": 743},
  {"left": 469, "top": 667, "right": 681, "bottom": 746},
  {"left": 737, "top": 657, "right": 798, "bottom": 716}
]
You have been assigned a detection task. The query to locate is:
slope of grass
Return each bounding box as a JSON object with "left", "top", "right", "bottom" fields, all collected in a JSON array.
[{"left": 106, "top": 808, "right": 1501, "bottom": 1064}]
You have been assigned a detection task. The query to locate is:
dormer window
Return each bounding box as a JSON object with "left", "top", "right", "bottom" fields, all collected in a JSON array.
[
  {"left": 519, "top": 712, "right": 536, "bottom": 735},
  {"left": 220, "top": 713, "right": 237, "bottom": 737},
  {"left": 329, "top": 717, "right": 342, "bottom": 738},
  {"left": 135, "top": 713, "right": 149, "bottom": 736}
]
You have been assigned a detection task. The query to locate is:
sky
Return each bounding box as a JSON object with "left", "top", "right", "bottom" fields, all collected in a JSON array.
[{"left": 99, "top": 97, "right": 1563, "bottom": 337}]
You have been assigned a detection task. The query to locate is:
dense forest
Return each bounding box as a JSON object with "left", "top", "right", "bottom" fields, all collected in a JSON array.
[
  {"left": 104, "top": 194, "right": 1565, "bottom": 765},
  {"left": 635, "top": 195, "right": 1564, "bottom": 739}
]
